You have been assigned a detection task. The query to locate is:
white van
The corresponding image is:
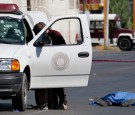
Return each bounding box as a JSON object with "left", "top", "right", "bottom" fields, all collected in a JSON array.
[{"left": 0, "top": 4, "right": 92, "bottom": 111}]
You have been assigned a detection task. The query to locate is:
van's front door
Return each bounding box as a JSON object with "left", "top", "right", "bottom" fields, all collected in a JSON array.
[{"left": 30, "top": 15, "right": 92, "bottom": 89}]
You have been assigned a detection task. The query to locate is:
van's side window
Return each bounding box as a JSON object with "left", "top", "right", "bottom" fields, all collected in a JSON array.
[
  {"left": 90, "top": 21, "right": 95, "bottom": 29},
  {"left": 90, "top": 21, "right": 104, "bottom": 29},
  {"left": 45, "top": 18, "right": 83, "bottom": 45},
  {"left": 95, "top": 21, "right": 103, "bottom": 29},
  {"left": 23, "top": 19, "right": 33, "bottom": 43}
]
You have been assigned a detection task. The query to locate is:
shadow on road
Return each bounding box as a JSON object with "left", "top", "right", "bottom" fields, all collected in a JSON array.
[{"left": 0, "top": 102, "right": 12, "bottom": 111}]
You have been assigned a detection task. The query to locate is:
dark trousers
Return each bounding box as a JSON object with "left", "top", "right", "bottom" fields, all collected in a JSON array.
[
  {"left": 35, "top": 89, "right": 49, "bottom": 106},
  {"left": 35, "top": 88, "right": 67, "bottom": 109}
]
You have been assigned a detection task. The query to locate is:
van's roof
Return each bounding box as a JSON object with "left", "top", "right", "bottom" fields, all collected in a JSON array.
[
  {"left": 23, "top": 11, "right": 49, "bottom": 26},
  {"left": 89, "top": 14, "right": 119, "bottom": 21}
]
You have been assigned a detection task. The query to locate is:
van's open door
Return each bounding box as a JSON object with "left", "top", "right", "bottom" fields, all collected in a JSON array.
[{"left": 30, "top": 14, "right": 92, "bottom": 88}]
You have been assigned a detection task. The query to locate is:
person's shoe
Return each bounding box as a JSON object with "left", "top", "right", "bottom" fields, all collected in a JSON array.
[
  {"left": 121, "top": 99, "right": 135, "bottom": 107},
  {"left": 37, "top": 103, "right": 48, "bottom": 110},
  {"left": 94, "top": 97, "right": 108, "bottom": 107},
  {"left": 40, "top": 105, "right": 48, "bottom": 110},
  {"left": 106, "top": 100, "right": 112, "bottom": 106},
  {"left": 57, "top": 103, "right": 68, "bottom": 110},
  {"left": 30, "top": 103, "right": 48, "bottom": 110},
  {"left": 31, "top": 105, "right": 48, "bottom": 110}
]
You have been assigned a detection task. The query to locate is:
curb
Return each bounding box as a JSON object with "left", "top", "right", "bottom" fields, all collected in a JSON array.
[{"left": 94, "top": 45, "right": 120, "bottom": 51}]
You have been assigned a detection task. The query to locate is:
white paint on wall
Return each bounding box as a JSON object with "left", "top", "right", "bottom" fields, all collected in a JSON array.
[{"left": 0, "top": 0, "right": 13, "bottom": 3}]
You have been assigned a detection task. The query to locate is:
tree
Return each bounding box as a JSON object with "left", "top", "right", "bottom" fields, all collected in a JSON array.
[{"left": 109, "top": 0, "right": 132, "bottom": 29}]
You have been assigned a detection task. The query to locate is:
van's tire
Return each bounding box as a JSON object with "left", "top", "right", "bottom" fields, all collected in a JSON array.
[
  {"left": 118, "top": 38, "right": 133, "bottom": 51},
  {"left": 12, "top": 73, "right": 28, "bottom": 111}
]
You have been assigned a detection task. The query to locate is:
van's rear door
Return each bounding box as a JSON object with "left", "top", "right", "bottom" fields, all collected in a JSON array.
[{"left": 30, "top": 14, "right": 92, "bottom": 88}]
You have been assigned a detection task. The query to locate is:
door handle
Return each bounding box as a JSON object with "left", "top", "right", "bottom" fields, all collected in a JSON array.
[{"left": 78, "top": 52, "right": 89, "bottom": 58}]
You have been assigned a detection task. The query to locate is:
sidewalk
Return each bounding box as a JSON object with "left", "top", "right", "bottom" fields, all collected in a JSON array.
[{"left": 92, "top": 45, "right": 120, "bottom": 52}]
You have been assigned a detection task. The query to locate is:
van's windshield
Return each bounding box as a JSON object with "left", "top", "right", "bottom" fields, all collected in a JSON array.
[{"left": 0, "top": 17, "right": 25, "bottom": 44}]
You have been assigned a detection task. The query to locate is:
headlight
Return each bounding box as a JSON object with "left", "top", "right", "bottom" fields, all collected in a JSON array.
[{"left": 0, "top": 59, "right": 20, "bottom": 71}]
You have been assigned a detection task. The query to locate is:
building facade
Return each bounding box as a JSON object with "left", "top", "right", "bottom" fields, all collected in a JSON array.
[
  {"left": 79, "top": 0, "right": 103, "bottom": 13},
  {"left": 0, "top": 0, "right": 79, "bottom": 19}
]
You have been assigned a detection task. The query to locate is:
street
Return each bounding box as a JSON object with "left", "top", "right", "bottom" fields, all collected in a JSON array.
[{"left": 0, "top": 47, "right": 135, "bottom": 115}]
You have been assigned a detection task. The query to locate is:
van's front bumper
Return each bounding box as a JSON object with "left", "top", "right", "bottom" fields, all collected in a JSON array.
[
  {"left": 132, "top": 39, "right": 135, "bottom": 43},
  {"left": 0, "top": 73, "right": 23, "bottom": 98}
]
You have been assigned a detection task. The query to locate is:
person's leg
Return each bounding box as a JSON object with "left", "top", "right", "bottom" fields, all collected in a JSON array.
[
  {"left": 94, "top": 97, "right": 109, "bottom": 106},
  {"left": 121, "top": 99, "right": 135, "bottom": 107},
  {"left": 56, "top": 88, "right": 67, "bottom": 110},
  {"left": 35, "top": 89, "right": 49, "bottom": 110},
  {"left": 48, "top": 88, "right": 58, "bottom": 109}
]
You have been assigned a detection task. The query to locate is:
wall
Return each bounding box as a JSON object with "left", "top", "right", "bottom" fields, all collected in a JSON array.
[
  {"left": 0, "top": 0, "right": 13, "bottom": 3},
  {"left": 31, "top": 0, "right": 79, "bottom": 18}
]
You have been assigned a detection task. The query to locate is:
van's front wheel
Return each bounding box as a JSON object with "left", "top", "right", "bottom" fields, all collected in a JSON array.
[
  {"left": 118, "top": 38, "right": 133, "bottom": 51},
  {"left": 12, "top": 73, "right": 28, "bottom": 111}
]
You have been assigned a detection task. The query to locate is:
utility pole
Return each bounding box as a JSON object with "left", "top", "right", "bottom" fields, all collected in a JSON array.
[
  {"left": 83, "top": 0, "right": 86, "bottom": 14},
  {"left": 103, "top": 0, "right": 109, "bottom": 49},
  {"left": 133, "top": 0, "right": 135, "bottom": 30}
]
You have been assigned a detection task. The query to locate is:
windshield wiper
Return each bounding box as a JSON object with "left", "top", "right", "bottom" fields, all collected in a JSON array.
[{"left": 0, "top": 39, "right": 11, "bottom": 44}]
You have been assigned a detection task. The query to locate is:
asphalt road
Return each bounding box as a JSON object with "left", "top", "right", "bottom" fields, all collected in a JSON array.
[{"left": 0, "top": 47, "right": 135, "bottom": 115}]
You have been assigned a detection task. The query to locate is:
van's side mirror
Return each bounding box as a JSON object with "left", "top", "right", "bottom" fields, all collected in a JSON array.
[
  {"left": 33, "top": 41, "right": 44, "bottom": 47},
  {"left": 33, "top": 34, "right": 52, "bottom": 47}
]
